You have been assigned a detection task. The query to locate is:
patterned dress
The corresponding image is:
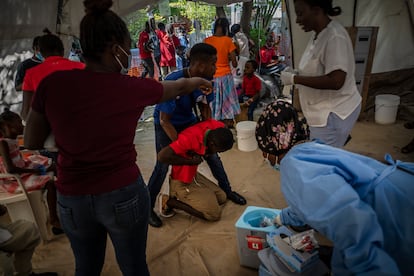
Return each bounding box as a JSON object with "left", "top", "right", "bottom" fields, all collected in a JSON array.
[{"left": 0, "top": 138, "right": 51, "bottom": 194}]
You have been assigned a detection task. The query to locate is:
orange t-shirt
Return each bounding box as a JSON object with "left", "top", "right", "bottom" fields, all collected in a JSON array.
[{"left": 204, "top": 36, "right": 236, "bottom": 77}]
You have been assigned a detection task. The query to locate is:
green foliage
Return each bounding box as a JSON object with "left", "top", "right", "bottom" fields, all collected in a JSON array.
[
  {"left": 250, "top": 0, "right": 281, "bottom": 57},
  {"left": 253, "top": 0, "right": 281, "bottom": 30},
  {"left": 123, "top": 9, "right": 148, "bottom": 47},
  {"left": 123, "top": 0, "right": 217, "bottom": 46},
  {"left": 170, "top": 0, "right": 216, "bottom": 32},
  {"left": 250, "top": 28, "right": 267, "bottom": 48}
]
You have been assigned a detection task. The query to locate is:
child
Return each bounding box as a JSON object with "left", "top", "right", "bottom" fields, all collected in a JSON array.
[
  {"left": 175, "top": 45, "right": 189, "bottom": 70},
  {"left": 0, "top": 109, "right": 62, "bottom": 234},
  {"left": 239, "top": 60, "right": 262, "bottom": 121}
]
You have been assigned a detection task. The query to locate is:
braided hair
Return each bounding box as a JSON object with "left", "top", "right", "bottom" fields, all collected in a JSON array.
[{"left": 80, "top": 0, "right": 130, "bottom": 62}]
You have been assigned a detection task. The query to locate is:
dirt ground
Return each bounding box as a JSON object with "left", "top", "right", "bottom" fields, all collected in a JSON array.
[{"left": 6, "top": 108, "right": 413, "bottom": 275}]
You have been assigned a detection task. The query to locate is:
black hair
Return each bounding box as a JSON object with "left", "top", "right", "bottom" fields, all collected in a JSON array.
[
  {"left": 246, "top": 59, "right": 258, "bottom": 70},
  {"left": 80, "top": 0, "right": 130, "bottom": 62},
  {"left": 208, "top": 128, "right": 234, "bottom": 151},
  {"left": 145, "top": 21, "right": 150, "bottom": 31},
  {"left": 213, "top": 17, "right": 230, "bottom": 36},
  {"left": 158, "top": 22, "right": 166, "bottom": 31},
  {"left": 295, "top": 0, "right": 342, "bottom": 16},
  {"left": 38, "top": 28, "right": 65, "bottom": 57},
  {"left": 189, "top": 43, "right": 217, "bottom": 64},
  {"left": 0, "top": 109, "right": 21, "bottom": 135},
  {"left": 32, "top": 36, "right": 41, "bottom": 50},
  {"left": 230, "top": 24, "right": 241, "bottom": 35}
]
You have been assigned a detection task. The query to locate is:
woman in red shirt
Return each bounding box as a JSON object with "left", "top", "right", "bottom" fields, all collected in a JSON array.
[
  {"left": 157, "top": 22, "right": 180, "bottom": 79},
  {"left": 23, "top": 0, "right": 212, "bottom": 275}
]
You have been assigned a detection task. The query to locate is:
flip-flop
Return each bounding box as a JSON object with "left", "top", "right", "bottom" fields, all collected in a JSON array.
[
  {"left": 404, "top": 121, "right": 414, "bottom": 129},
  {"left": 401, "top": 138, "right": 414, "bottom": 153}
]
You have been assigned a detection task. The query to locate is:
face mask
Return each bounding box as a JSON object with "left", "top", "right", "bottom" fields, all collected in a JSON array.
[
  {"left": 36, "top": 52, "right": 44, "bottom": 62},
  {"left": 264, "top": 158, "right": 280, "bottom": 171},
  {"left": 114, "top": 45, "right": 131, "bottom": 75}
]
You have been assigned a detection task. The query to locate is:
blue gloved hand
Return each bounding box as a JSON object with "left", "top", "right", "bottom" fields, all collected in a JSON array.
[{"left": 36, "top": 164, "right": 47, "bottom": 175}]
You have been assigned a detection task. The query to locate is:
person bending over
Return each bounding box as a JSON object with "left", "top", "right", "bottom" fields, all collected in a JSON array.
[
  {"left": 148, "top": 43, "right": 246, "bottom": 228},
  {"left": 158, "top": 119, "right": 234, "bottom": 221},
  {"left": 255, "top": 99, "right": 414, "bottom": 275}
]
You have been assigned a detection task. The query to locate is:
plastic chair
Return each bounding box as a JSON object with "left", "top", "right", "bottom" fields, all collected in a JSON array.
[{"left": 0, "top": 173, "right": 51, "bottom": 242}]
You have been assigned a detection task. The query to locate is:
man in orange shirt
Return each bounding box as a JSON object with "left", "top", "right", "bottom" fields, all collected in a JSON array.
[{"left": 21, "top": 29, "right": 85, "bottom": 121}]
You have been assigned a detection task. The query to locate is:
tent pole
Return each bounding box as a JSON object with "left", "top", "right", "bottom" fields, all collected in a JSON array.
[
  {"left": 352, "top": 0, "right": 357, "bottom": 27},
  {"left": 285, "top": 0, "right": 294, "bottom": 68}
]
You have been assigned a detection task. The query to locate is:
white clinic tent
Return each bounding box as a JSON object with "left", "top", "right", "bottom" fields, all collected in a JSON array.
[
  {"left": 0, "top": 0, "right": 413, "bottom": 113},
  {"left": 0, "top": 1, "right": 413, "bottom": 274},
  {"left": 1, "top": 0, "right": 413, "bottom": 71}
]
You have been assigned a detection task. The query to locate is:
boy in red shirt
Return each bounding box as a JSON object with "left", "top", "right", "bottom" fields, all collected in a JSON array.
[
  {"left": 158, "top": 119, "right": 234, "bottom": 221},
  {"left": 239, "top": 60, "right": 262, "bottom": 121}
]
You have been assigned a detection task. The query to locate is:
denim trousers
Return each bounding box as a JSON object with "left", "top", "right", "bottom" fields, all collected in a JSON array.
[
  {"left": 57, "top": 175, "right": 150, "bottom": 276},
  {"left": 148, "top": 123, "right": 232, "bottom": 209}
]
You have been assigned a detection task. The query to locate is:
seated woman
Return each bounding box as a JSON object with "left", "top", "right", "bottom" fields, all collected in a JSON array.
[
  {"left": 0, "top": 109, "right": 62, "bottom": 234},
  {"left": 255, "top": 100, "right": 414, "bottom": 275}
]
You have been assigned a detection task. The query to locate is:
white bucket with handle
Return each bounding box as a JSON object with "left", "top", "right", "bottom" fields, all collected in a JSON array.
[
  {"left": 375, "top": 94, "right": 400, "bottom": 124},
  {"left": 236, "top": 121, "right": 258, "bottom": 152}
]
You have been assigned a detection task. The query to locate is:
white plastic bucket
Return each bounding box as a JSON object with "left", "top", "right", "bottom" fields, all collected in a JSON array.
[
  {"left": 236, "top": 121, "right": 258, "bottom": 152},
  {"left": 375, "top": 94, "right": 400, "bottom": 124}
]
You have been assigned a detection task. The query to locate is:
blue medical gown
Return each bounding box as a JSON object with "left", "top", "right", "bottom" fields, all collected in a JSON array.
[{"left": 279, "top": 142, "right": 414, "bottom": 275}]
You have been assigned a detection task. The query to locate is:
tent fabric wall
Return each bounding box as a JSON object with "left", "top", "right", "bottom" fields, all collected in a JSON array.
[
  {"left": 287, "top": 0, "right": 414, "bottom": 73},
  {"left": 0, "top": 0, "right": 58, "bottom": 57}
]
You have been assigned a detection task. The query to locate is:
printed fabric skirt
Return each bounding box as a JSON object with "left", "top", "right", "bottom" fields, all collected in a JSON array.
[{"left": 211, "top": 73, "right": 241, "bottom": 120}]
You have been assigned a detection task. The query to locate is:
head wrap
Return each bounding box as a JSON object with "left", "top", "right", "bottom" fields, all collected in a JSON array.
[{"left": 255, "top": 99, "right": 309, "bottom": 156}]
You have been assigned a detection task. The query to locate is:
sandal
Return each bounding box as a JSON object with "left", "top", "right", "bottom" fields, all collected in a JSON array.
[
  {"left": 404, "top": 121, "right": 414, "bottom": 129},
  {"left": 401, "top": 138, "right": 414, "bottom": 154},
  {"left": 158, "top": 193, "right": 175, "bottom": 218}
]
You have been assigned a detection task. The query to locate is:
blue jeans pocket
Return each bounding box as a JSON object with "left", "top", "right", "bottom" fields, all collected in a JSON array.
[
  {"left": 114, "top": 195, "right": 141, "bottom": 227},
  {"left": 58, "top": 202, "right": 77, "bottom": 230}
]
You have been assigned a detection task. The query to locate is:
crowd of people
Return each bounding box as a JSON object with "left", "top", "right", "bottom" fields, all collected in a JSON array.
[{"left": 1, "top": 0, "right": 412, "bottom": 275}]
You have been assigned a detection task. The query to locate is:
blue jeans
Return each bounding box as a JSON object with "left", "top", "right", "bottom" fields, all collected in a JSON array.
[
  {"left": 148, "top": 123, "right": 232, "bottom": 209},
  {"left": 57, "top": 176, "right": 150, "bottom": 276}
]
